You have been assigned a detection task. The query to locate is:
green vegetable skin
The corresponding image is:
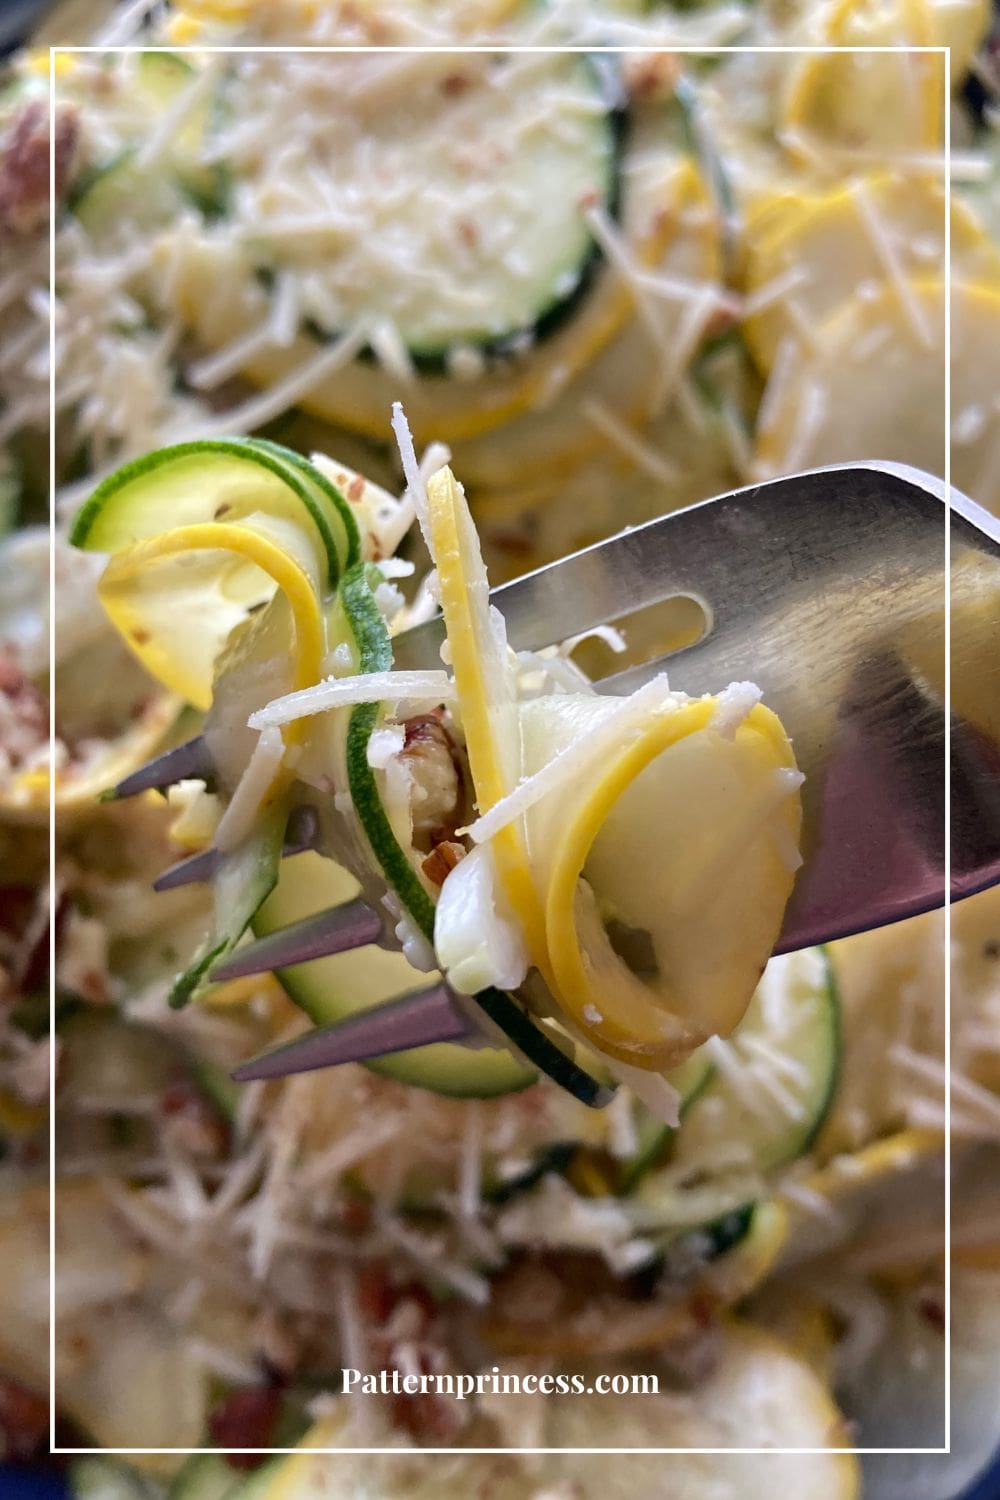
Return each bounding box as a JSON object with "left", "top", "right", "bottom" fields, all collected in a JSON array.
[
  {"left": 674, "top": 945, "right": 840, "bottom": 1172},
  {"left": 69, "top": 51, "right": 230, "bottom": 233}
]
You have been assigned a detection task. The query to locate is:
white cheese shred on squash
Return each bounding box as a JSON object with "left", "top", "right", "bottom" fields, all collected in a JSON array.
[
  {"left": 582, "top": 397, "right": 682, "bottom": 483},
  {"left": 249, "top": 670, "right": 457, "bottom": 729},
  {"left": 462, "top": 674, "right": 679, "bottom": 846},
  {"left": 850, "top": 178, "right": 934, "bottom": 349}
]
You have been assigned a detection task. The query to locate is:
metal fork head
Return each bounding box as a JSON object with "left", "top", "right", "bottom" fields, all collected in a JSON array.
[
  {"left": 111, "top": 463, "right": 1000, "bottom": 1083},
  {"left": 399, "top": 461, "right": 1000, "bottom": 950}
]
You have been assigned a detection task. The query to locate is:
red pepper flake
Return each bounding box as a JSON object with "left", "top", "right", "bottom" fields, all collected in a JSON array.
[{"left": 441, "top": 73, "right": 471, "bottom": 98}]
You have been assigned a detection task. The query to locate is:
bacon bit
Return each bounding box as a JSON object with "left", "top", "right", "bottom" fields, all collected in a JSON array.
[
  {"left": 159, "top": 1079, "right": 230, "bottom": 1159},
  {"left": 456, "top": 218, "right": 478, "bottom": 251},
  {"left": 207, "top": 1385, "right": 283, "bottom": 1468},
  {"left": 0, "top": 1375, "right": 49, "bottom": 1461},
  {"left": 347, "top": 474, "right": 365, "bottom": 504},
  {"left": 624, "top": 52, "right": 681, "bottom": 102},
  {"left": 421, "top": 840, "right": 465, "bottom": 888},
  {"left": 0, "top": 101, "right": 80, "bottom": 237}
]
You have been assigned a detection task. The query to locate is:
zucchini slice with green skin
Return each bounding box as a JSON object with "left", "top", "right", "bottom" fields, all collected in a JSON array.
[
  {"left": 170, "top": 802, "right": 287, "bottom": 1009},
  {"left": 68, "top": 146, "right": 181, "bottom": 235},
  {"left": 70, "top": 439, "right": 344, "bottom": 594},
  {"left": 70, "top": 52, "right": 230, "bottom": 233},
  {"left": 255, "top": 852, "right": 534, "bottom": 1100},
  {"left": 619, "top": 1050, "right": 714, "bottom": 1192},
  {"left": 241, "top": 438, "right": 361, "bottom": 573},
  {"left": 247, "top": 52, "right": 625, "bottom": 367},
  {"left": 673, "top": 947, "right": 841, "bottom": 1175}
]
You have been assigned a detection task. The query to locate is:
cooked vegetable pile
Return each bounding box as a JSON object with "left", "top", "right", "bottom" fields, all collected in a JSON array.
[{"left": 0, "top": 1, "right": 998, "bottom": 1492}]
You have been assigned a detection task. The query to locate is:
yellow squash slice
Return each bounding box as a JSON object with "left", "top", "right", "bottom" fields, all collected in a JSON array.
[
  {"left": 742, "top": 173, "right": 1000, "bottom": 372},
  {"left": 754, "top": 279, "right": 1000, "bottom": 516},
  {"left": 781, "top": 0, "right": 945, "bottom": 164}
]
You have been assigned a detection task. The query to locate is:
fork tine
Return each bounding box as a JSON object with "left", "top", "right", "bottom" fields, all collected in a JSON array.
[
  {"left": 154, "top": 803, "right": 323, "bottom": 892},
  {"left": 209, "top": 898, "right": 382, "bottom": 981},
  {"left": 230, "top": 982, "right": 472, "bottom": 1081},
  {"left": 114, "top": 735, "right": 214, "bottom": 798},
  {"left": 153, "top": 847, "right": 220, "bottom": 891}
]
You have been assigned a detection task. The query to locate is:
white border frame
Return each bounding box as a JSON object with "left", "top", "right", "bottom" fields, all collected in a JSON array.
[{"left": 46, "top": 35, "right": 953, "bottom": 1458}]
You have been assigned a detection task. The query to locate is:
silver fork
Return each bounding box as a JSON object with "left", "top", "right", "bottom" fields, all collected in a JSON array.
[{"left": 114, "top": 462, "right": 1000, "bottom": 1085}]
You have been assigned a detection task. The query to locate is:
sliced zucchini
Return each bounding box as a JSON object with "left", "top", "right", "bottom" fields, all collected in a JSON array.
[
  {"left": 241, "top": 438, "right": 361, "bottom": 571},
  {"left": 170, "top": 802, "right": 287, "bottom": 1008},
  {"left": 619, "top": 1049, "right": 713, "bottom": 1191},
  {"left": 68, "top": 147, "right": 181, "bottom": 236},
  {"left": 71, "top": 439, "right": 344, "bottom": 591},
  {"left": 780, "top": 0, "right": 944, "bottom": 161},
  {"left": 70, "top": 52, "right": 228, "bottom": 234},
  {"left": 672, "top": 947, "right": 840, "bottom": 1175},
  {"left": 742, "top": 173, "right": 1000, "bottom": 373},
  {"left": 189, "top": 1053, "right": 241, "bottom": 1121},
  {"left": 135, "top": 50, "right": 230, "bottom": 216},
  {"left": 70, "top": 440, "right": 340, "bottom": 710},
  {"left": 162, "top": 114, "right": 701, "bottom": 449},
  {"left": 234, "top": 52, "right": 623, "bottom": 365},
  {"left": 255, "top": 851, "right": 534, "bottom": 1100}
]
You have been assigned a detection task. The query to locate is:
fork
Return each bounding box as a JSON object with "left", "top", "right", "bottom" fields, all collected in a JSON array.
[{"left": 111, "top": 461, "right": 1000, "bottom": 1084}]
